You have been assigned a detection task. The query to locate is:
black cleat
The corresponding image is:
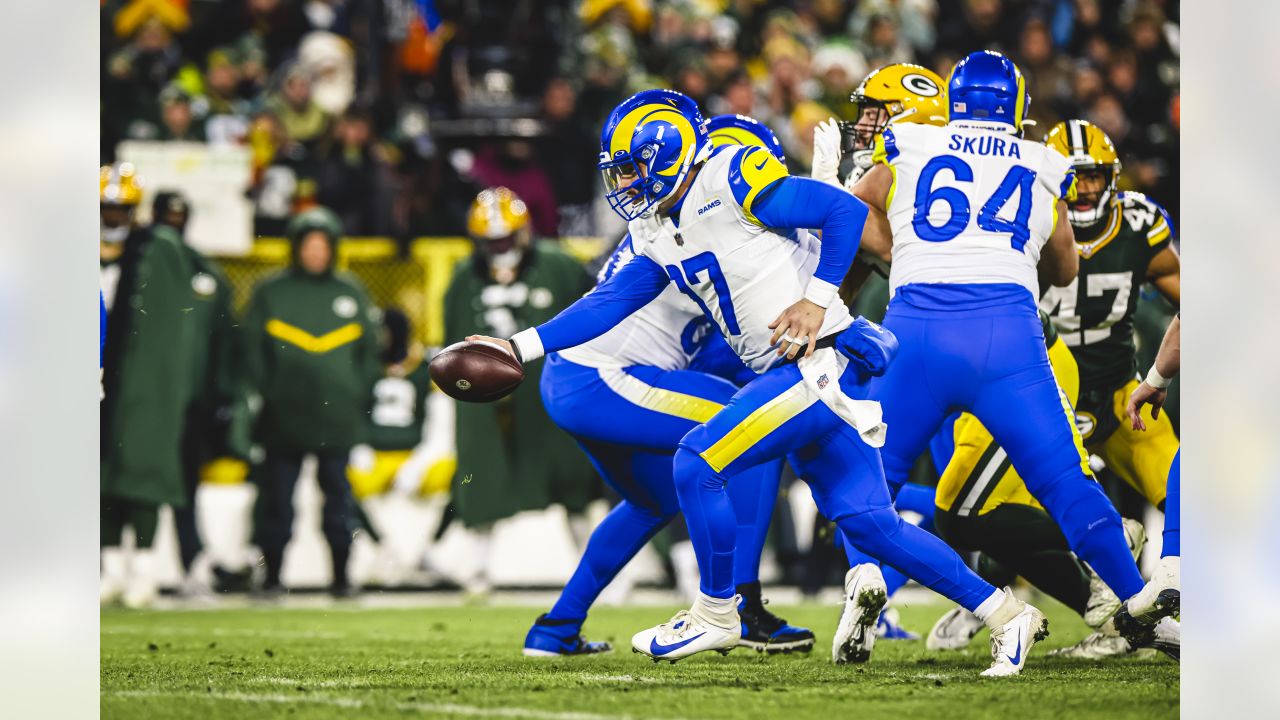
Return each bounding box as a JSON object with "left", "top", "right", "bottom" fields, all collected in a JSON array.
[{"left": 738, "top": 598, "right": 816, "bottom": 654}]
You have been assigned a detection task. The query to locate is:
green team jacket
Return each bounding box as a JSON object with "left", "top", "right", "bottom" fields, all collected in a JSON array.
[
  {"left": 366, "top": 358, "right": 434, "bottom": 451},
  {"left": 240, "top": 267, "right": 381, "bottom": 453},
  {"left": 182, "top": 247, "right": 237, "bottom": 415},
  {"left": 444, "top": 241, "right": 596, "bottom": 527},
  {"left": 101, "top": 225, "right": 197, "bottom": 507}
]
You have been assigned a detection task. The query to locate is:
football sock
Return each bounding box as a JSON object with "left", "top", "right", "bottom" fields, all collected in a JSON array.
[
  {"left": 973, "top": 587, "right": 1023, "bottom": 628},
  {"left": 547, "top": 500, "right": 668, "bottom": 621},
  {"left": 729, "top": 459, "right": 782, "bottom": 586},
  {"left": 1162, "top": 450, "right": 1180, "bottom": 558},
  {"left": 672, "top": 447, "right": 738, "bottom": 599}
]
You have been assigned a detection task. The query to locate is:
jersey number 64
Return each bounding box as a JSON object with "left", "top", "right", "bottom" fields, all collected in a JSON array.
[{"left": 913, "top": 155, "right": 1038, "bottom": 251}]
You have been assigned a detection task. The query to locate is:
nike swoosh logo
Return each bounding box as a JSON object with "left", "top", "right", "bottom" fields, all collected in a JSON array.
[
  {"left": 1007, "top": 627, "right": 1024, "bottom": 665},
  {"left": 752, "top": 156, "right": 768, "bottom": 170},
  {"left": 649, "top": 632, "right": 705, "bottom": 656}
]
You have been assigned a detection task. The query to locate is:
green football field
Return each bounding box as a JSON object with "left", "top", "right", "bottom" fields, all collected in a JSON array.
[{"left": 101, "top": 596, "right": 1178, "bottom": 719}]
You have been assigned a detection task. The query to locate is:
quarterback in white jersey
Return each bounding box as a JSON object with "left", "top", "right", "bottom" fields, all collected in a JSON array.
[
  {"left": 523, "top": 117, "right": 817, "bottom": 658},
  {"left": 849, "top": 51, "right": 1179, "bottom": 667},
  {"left": 472, "top": 88, "right": 1041, "bottom": 675}
]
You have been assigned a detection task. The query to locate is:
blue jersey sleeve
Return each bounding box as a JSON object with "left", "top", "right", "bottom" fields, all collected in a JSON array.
[
  {"left": 751, "top": 176, "right": 868, "bottom": 292},
  {"left": 521, "top": 252, "right": 669, "bottom": 358}
]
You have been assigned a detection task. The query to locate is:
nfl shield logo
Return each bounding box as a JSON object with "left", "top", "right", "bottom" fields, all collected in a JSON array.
[{"left": 817, "top": 374, "right": 829, "bottom": 390}]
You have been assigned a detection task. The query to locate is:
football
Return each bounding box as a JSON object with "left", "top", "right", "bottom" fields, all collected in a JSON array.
[{"left": 429, "top": 339, "right": 524, "bottom": 402}]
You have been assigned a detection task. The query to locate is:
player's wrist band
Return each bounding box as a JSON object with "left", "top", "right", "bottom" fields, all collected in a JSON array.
[
  {"left": 803, "top": 278, "right": 840, "bottom": 309},
  {"left": 509, "top": 328, "right": 543, "bottom": 363},
  {"left": 1144, "top": 366, "right": 1172, "bottom": 389}
]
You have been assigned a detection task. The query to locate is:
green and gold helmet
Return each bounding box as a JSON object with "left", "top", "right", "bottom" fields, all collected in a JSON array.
[{"left": 1045, "top": 119, "right": 1121, "bottom": 227}]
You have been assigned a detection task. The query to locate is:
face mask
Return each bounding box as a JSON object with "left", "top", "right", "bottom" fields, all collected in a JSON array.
[{"left": 101, "top": 224, "right": 129, "bottom": 244}]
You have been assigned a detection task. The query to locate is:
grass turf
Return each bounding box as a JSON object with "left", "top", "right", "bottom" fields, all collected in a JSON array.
[{"left": 102, "top": 597, "right": 1177, "bottom": 719}]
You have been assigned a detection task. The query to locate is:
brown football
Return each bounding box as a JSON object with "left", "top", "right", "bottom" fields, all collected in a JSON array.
[{"left": 429, "top": 340, "right": 525, "bottom": 402}]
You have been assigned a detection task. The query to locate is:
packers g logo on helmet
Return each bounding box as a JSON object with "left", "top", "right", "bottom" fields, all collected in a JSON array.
[
  {"left": 598, "top": 89, "right": 711, "bottom": 222},
  {"left": 1044, "top": 119, "right": 1121, "bottom": 228},
  {"left": 842, "top": 64, "right": 947, "bottom": 178}
]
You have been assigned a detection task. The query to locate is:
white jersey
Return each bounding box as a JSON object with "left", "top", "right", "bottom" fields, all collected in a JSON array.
[
  {"left": 635, "top": 145, "right": 853, "bottom": 374},
  {"left": 556, "top": 223, "right": 711, "bottom": 371},
  {"left": 877, "top": 123, "right": 1075, "bottom": 298}
]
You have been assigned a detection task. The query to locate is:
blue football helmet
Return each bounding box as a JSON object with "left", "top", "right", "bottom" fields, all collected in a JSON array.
[
  {"left": 947, "top": 51, "right": 1029, "bottom": 135},
  {"left": 598, "top": 89, "right": 712, "bottom": 221},
  {"left": 706, "top": 114, "right": 787, "bottom": 164}
]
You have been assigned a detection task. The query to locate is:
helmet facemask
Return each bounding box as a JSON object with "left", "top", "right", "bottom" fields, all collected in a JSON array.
[
  {"left": 1067, "top": 165, "right": 1118, "bottom": 228},
  {"left": 839, "top": 100, "right": 891, "bottom": 181}
]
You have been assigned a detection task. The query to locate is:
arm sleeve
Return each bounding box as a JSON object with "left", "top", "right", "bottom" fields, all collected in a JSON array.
[
  {"left": 510, "top": 252, "right": 669, "bottom": 361},
  {"left": 751, "top": 176, "right": 869, "bottom": 307}
]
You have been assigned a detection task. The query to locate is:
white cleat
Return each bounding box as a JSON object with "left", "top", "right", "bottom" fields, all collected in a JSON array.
[
  {"left": 981, "top": 603, "right": 1049, "bottom": 677},
  {"left": 631, "top": 608, "right": 740, "bottom": 663},
  {"left": 1151, "top": 616, "right": 1180, "bottom": 660},
  {"left": 927, "top": 606, "right": 986, "bottom": 651},
  {"left": 122, "top": 549, "right": 158, "bottom": 610},
  {"left": 832, "top": 564, "right": 888, "bottom": 664},
  {"left": 1128, "top": 555, "right": 1180, "bottom": 623},
  {"left": 1046, "top": 619, "right": 1132, "bottom": 659},
  {"left": 1083, "top": 518, "right": 1146, "bottom": 628},
  {"left": 100, "top": 548, "right": 127, "bottom": 606}
]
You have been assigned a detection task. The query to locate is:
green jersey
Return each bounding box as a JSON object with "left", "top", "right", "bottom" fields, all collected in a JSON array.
[
  {"left": 365, "top": 359, "right": 434, "bottom": 451},
  {"left": 1039, "top": 191, "right": 1174, "bottom": 392}
]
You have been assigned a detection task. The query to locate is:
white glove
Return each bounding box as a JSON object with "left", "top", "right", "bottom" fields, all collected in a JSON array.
[
  {"left": 349, "top": 444, "right": 376, "bottom": 473},
  {"left": 811, "top": 118, "right": 843, "bottom": 187}
]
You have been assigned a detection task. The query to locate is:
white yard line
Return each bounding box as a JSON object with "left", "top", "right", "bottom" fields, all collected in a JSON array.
[{"left": 105, "top": 689, "right": 674, "bottom": 720}]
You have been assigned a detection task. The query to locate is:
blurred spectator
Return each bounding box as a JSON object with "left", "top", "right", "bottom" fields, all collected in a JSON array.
[
  {"left": 442, "top": 188, "right": 596, "bottom": 593},
  {"left": 850, "top": 0, "right": 938, "bottom": 57},
  {"left": 861, "top": 13, "right": 914, "bottom": 68},
  {"left": 782, "top": 101, "right": 837, "bottom": 174},
  {"left": 100, "top": 164, "right": 196, "bottom": 609},
  {"left": 201, "top": 47, "right": 254, "bottom": 145},
  {"left": 347, "top": 307, "right": 455, "bottom": 500},
  {"left": 186, "top": 0, "right": 310, "bottom": 72},
  {"left": 312, "top": 108, "right": 396, "bottom": 235},
  {"left": 469, "top": 140, "right": 559, "bottom": 237},
  {"left": 708, "top": 70, "right": 769, "bottom": 123},
  {"left": 934, "top": 0, "right": 1016, "bottom": 57},
  {"left": 247, "top": 112, "right": 312, "bottom": 236},
  {"left": 812, "top": 42, "right": 867, "bottom": 121},
  {"left": 297, "top": 31, "right": 357, "bottom": 115},
  {"left": 158, "top": 86, "right": 206, "bottom": 141},
  {"left": 103, "top": 17, "right": 185, "bottom": 144},
  {"left": 1016, "top": 16, "right": 1074, "bottom": 131},
  {"left": 151, "top": 191, "right": 238, "bottom": 597},
  {"left": 240, "top": 207, "right": 381, "bottom": 597},
  {"left": 265, "top": 64, "right": 333, "bottom": 150},
  {"left": 539, "top": 78, "right": 601, "bottom": 236}
]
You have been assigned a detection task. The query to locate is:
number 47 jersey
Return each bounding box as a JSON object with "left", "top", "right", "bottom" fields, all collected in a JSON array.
[{"left": 875, "top": 123, "right": 1075, "bottom": 298}]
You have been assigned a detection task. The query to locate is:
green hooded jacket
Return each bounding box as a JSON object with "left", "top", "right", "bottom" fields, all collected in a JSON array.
[
  {"left": 101, "top": 224, "right": 198, "bottom": 506},
  {"left": 240, "top": 208, "right": 381, "bottom": 453}
]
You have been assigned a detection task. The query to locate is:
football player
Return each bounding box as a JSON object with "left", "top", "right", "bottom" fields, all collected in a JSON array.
[
  {"left": 847, "top": 51, "right": 1175, "bottom": 673},
  {"left": 1039, "top": 120, "right": 1180, "bottom": 514},
  {"left": 523, "top": 114, "right": 813, "bottom": 657},
  {"left": 811, "top": 63, "right": 954, "bottom": 662},
  {"left": 1125, "top": 313, "right": 1180, "bottom": 649},
  {"left": 473, "top": 88, "right": 1044, "bottom": 676}
]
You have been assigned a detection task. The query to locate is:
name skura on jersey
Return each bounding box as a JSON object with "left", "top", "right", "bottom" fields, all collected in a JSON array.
[
  {"left": 1039, "top": 191, "right": 1175, "bottom": 390},
  {"left": 873, "top": 123, "right": 1076, "bottom": 299}
]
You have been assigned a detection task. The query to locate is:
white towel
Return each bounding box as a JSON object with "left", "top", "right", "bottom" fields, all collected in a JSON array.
[{"left": 796, "top": 347, "right": 888, "bottom": 448}]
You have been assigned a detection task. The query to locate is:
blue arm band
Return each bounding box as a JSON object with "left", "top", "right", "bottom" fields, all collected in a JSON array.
[
  {"left": 752, "top": 176, "right": 868, "bottom": 298},
  {"left": 517, "top": 253, "right": 669, "bottom": 359}
]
